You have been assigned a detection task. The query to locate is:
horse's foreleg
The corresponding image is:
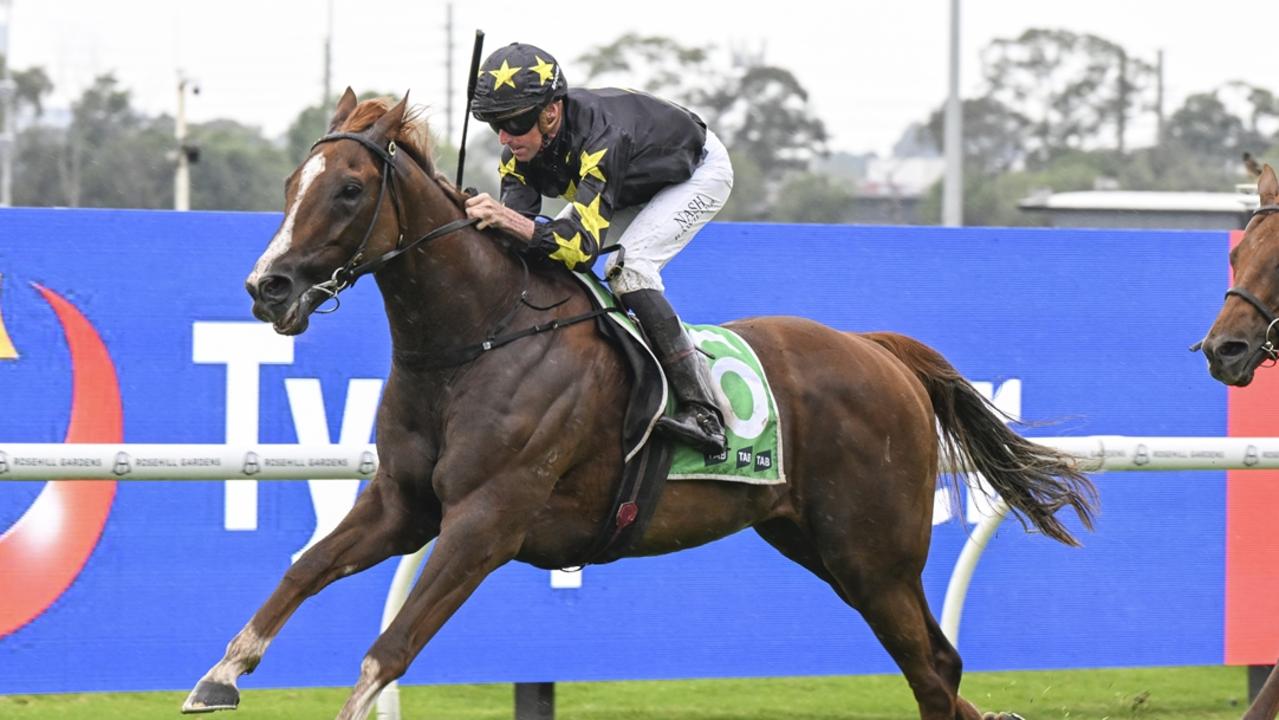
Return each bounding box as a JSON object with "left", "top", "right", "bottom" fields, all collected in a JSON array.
[
  {"left": 182, "top": 480, "right": 432, "bottom": 714},
  {"left": 333, "top": 502, "right": 528, "bottom": 720}
]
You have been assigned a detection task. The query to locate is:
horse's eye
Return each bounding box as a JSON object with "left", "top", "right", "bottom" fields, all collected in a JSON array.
[{"left": 339, "top": 183, "right": 362, "bottom": 200}]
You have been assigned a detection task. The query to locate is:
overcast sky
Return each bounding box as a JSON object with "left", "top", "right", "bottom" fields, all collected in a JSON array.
[{"left": 3, "top": 1, "right": 1272, "bottom": 156}]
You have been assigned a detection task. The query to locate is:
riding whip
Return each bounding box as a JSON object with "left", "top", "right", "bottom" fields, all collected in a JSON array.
[{"left": 456, "top": 29, "right": 485, "bottom": 191}]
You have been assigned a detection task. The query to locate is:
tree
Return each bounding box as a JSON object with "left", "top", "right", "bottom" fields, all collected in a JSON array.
[
  {"left": 63, "top": 74, "right": 172, "bottom": 208},
  {"left": 925, "top": 96, "right": 1032, "bottom": 175},
  {"left": 285, "top": 103, "right": 331, "bottom": 164},
  {"left": 14, "top": 74, "right": 238, "bottom": 209},
  {"left": 1210, "top": 81, "right": 1279, "bottom": 144},
  {"left": 286, "top": 89, "right": 404, "bottom": 163},
  {"left": 3, "top": 60, "right": 58, "bottom": 207},
  {"left": 573, "top": 33, "right": 718, "bottom": 109},
  {"left": 12, "top": 66, "right": 53, "bottom": 117},
  {"left": 1164, "top": 91, "right": 1252, "bottom": 160},
  {"left": 13, "top": 124, "right": 64, "bottom": 206},
  {"left": 771, "top": 172, "right": 856, "bottom": 224},
  {"left": 718, "top": 151, "right": 766, "bottom": 221},
  {"left": 707, "top": 65, "right": 828, "bottom": 178},
  {"left": 0, "top": 52, "right": 53, "bottom": 123},
  {"left": 16, "top": 73, "right": 177, "bottom": 208},
  {"left": 1119, "top": 142, "right": 1241, "bottom": 192},
  {"left": 189, "top": 119, "right": 294, "bottom": 211},
  {"left": 576, "top": 34, "right": 831, "bottom": 217},
  {"left": 980, "top": 29, "right": 1157, "bottom": 163},
  {"left": 1149, "top": 87, "right": 1275, "bottom": 190}
]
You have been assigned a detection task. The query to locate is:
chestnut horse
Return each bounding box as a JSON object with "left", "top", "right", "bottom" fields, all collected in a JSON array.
[
  {"left": 181, "top": 90, "right": 1096, "bottom": 720},
  {"left": 1199, "top": 163, "right": 1279, "bottom": 720}
]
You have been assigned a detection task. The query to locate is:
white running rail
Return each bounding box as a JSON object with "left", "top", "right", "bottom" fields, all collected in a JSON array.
[{"left": 4, "top": 435, "right": 1278, "bottom": 717}]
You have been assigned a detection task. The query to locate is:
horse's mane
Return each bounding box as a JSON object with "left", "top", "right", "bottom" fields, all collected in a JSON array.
[{"left": 341, "top": 98, "right": 470, "bottom": 209}]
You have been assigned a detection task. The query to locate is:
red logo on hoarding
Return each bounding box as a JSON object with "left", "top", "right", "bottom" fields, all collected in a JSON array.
[{"left": 0, "top": 284, "right": 122, "bottom": 638}]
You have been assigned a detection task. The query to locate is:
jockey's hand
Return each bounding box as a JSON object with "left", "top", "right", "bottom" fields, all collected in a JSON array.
[
  {"left": 464, "top": 193, "right": 536, "bottom": 244},
  {"left": 464, "top": 192, "right": 503, "bottom": 229}
]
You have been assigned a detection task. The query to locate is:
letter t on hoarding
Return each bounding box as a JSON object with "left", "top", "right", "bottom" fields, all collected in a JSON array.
[{"left": 193, "top": 322, "right": 294, "bottom": 530}]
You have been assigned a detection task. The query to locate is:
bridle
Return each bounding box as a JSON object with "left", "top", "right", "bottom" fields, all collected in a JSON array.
[
  {"left": 297, "top": 129, "right": 621, "bottom": 369},
  {"left": 304, "top": 131, "right": 479, "bottom": 310},
  {"left": 1198, "top": 203, "right": 1279, "bottom": 363}
]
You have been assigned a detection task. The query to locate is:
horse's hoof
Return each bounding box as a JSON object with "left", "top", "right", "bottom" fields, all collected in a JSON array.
[
  {"left": 982, "top": 714, "right": 1025, "bottom": 720},
  {"left": 181, "top": 680, "right": 240, "bottom": 713}
]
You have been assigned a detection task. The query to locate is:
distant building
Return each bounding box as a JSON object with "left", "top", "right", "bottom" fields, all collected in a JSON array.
[
  {"left": 851, "top": 156, "right": 945, "bottom": 224},
  {"left": 1018, "top": 188, "right": 1259, "bottom": 230}
]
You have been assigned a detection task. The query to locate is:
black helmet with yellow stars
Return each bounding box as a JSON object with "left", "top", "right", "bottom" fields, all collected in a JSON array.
[{"left": 471, "top": 43, "right": 567, "bottom": 133}]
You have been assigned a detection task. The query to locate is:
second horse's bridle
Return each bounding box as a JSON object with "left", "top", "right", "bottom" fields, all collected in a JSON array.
[{"left": 1199, "top": 203, "right": 1279, "bottom": 362}]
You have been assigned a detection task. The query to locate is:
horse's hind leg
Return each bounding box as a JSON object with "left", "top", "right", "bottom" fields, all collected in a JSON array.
[
  {"left": 182, "top": 479, "right": 433, "bottom": 713},
  {"left": 831, "top": 566, "right": 977, "bottom": 720},
  {"left": 756, "top": 519, "right": 980, "bottom": 720},
  {"left": 920, "top": 600, "right": 1005, "bottom": 720}
]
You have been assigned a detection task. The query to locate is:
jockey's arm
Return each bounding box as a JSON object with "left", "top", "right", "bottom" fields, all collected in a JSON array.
[{"left": 466, "top": 127, "right": 622, "bottom": 273}]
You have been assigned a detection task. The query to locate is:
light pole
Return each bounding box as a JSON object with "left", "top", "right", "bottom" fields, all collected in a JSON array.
[
  {"left": 174, "top": 72, "right": 198, "bottom": 211},
  {"left": 942, "top": 0, "right": 963, "bottom": 227},
  {"left": 0, "top": 0, "right": 16, "bottom": 208}
]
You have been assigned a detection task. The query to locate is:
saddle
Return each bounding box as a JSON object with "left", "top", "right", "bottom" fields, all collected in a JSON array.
[
  {"left": 575, "top": 279, "right": 674, "bottom": 565},
  {"left": 570, "top": 271, "right": 785, "bottom": 565}
]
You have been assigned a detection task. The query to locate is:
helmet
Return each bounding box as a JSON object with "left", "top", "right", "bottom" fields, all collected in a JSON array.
[{"left": 471, "top": 42, "right": 568, "bottom": 125}]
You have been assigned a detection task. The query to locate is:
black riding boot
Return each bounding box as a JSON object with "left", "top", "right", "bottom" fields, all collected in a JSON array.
[{"left": 621, "top": 289, "right": 728, "bottom": 455}]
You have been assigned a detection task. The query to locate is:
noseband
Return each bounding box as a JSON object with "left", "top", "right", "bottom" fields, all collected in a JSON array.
[
  {"left": 304, "top": 132, "right": 478, "bottom": 311},
  {"left": 1211, "top": 203, "right": 1279, "bottom": 363}
]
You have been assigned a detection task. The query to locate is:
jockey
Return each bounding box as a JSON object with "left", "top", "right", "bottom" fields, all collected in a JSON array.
[{"left": 465, "top": 41, "right": 733, "bottom": 455}]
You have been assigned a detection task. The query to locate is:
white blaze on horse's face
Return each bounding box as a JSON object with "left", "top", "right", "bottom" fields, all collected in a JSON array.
[{"left": 247, "top": 153, "right": 328, "bottom": 287}]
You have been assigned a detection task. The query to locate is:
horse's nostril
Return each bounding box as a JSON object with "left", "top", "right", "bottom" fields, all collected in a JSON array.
[
  {"left": 1216, "top": 340, "right": 1250, "bottom": 359},
  {"left": 259, "top": 275, "right": 293, "bottom": 303}
]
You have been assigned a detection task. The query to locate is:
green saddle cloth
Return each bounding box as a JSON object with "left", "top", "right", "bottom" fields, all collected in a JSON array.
[{"left": 572, "top": 272, "right": 785, "bottom": 485}]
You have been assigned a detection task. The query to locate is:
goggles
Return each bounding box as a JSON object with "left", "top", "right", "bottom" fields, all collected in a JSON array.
[{"left": 487, "top": 106, "right": 542, "bottom": 136}]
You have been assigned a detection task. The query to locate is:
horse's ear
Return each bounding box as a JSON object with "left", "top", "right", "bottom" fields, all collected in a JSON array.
[
  {"left": 328, "top": 87, "right": 358, "bottom": 132},
  {"left": 1260, "top": 164, "right": 1279, "bottom": 205},
  {"left": 369, "top": 93, "right": 410, "bottom": 142}
]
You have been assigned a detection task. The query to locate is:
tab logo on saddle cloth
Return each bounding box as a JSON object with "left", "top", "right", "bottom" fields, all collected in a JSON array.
[{"left": 572, "top": 272, "right": 785, "bottom": 485}]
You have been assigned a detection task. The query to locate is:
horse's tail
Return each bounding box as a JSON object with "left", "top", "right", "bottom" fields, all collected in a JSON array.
[{"left": 864, "top": 331, "right": 1098, "bottom": 547}]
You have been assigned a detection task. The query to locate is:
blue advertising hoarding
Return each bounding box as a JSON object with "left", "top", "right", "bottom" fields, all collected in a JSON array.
[{"left": 0, "top": 208, "right": 1230, "bottom": 692}]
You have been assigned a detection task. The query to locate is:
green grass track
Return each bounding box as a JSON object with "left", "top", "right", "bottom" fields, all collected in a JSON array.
[{"left": 0, "top": 665, "right": 1258, "bottom": 719}]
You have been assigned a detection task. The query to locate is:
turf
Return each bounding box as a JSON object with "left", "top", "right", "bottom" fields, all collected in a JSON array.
[{"left": 0, "top": 665, "right": 1255, "bottom": 719}]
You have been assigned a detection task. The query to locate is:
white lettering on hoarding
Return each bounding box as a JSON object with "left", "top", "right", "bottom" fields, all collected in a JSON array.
[
  {"left": 193, "top": 322, "right": 294, "bottom": 531},
  {"left": 285, "top": 377, "right": 382, "bottom": 562},
  {"left": 192, "top": 323, "right": 383, "bottom": 551}
]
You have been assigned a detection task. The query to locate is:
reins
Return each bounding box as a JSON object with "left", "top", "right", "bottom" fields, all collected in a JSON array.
[{"left": 304, "top": 129, "right": 623, "bottom": 370}]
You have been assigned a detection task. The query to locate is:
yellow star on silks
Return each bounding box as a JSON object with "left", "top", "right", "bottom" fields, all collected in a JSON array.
[
  {"left": 578, "top": 147, "right": 608, "bottom": 182},
  {"left": 488, "top": 59, "right": 523, "bottom": 91},
  {"left": 548, "top": 231, "right": 591, "bottom": 268},
  {"left": 561, "top": 179, "right": 578, "bottom": 202},
  {"left": 499, "top": 155, "right": 525, "bottom": 184},
  {"left": 530, "top": 56, "right": 556, "bottom": 86},
  {"left": 572, "top": 194, "right": 610, "bottom": 244}
]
